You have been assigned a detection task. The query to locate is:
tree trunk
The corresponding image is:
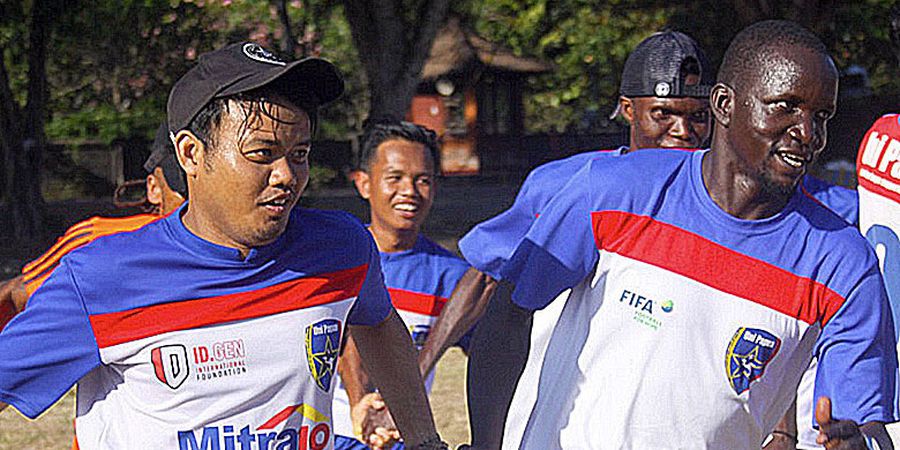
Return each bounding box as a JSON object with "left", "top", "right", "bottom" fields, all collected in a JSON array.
[
  {"left": 343, "top": 0, "right": 450, "bottom": 121},
  {"left": 0, "top": 0, "right": 50, "bottom": 242},
  {"left": 275, "top": 0, "right": 299, "bottom": 57}
]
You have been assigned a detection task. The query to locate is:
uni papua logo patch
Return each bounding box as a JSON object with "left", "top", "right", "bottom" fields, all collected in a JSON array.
[
  {"left": 306, "top": 319, "right": 342, "bottom": 392},
  {"left": 151, "top": 344, "right": 190, "bottom": 390},
  {"left": 725, "top": 327, "right": 781, "bottom": 394},
  {"left": 410, "top": 324, "right": 431, "bottom": 350}
]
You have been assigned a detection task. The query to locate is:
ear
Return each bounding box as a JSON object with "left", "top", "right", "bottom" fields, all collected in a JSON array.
[
  {"left": 146, "top": 168, "right": 163, "bottom": 206},
  {"left": 173, "top": 130, "right": 205, "bottom": 178},
  {"left": 351, "top": 170, "right": 372, "bottom": 200},
  {"left": 710, "top": 83, "right": 733, "bottom": 127},
  {"left": 619, "top": 96, "right": 636, "bottom": 124}
]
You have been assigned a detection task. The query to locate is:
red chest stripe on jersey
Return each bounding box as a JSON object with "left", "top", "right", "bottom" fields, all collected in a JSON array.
[
  {"left": 388, "top": 288, "right": 447, "bottom": 317},
  {"left": 89, "top": 265, "right": 368, "bottom": 348},
  {"left": 591, "top": 211, "right": 845, "bottom": 325}
]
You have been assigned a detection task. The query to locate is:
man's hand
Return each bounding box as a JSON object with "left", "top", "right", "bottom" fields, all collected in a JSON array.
[
  {"left": 351, "top": 392, "right": 399, "bottom": 449},
  {"left": 815, "top": 397, "right": 871, "bottom": 450}
]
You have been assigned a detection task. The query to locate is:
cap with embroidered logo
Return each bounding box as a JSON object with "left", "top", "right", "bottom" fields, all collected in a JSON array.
[{"left": 167, "top": 42, "right": 344, "bottom": 133}]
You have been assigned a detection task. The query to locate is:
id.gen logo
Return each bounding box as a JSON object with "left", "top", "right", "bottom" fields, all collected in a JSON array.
[{"left": 152, "top": 344, "right": 190, "bottom": 390}]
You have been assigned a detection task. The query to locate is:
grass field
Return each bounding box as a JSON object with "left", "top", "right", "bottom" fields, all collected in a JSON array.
[{"left": 0, "top": 349, "right": 470, "bottom": 449}]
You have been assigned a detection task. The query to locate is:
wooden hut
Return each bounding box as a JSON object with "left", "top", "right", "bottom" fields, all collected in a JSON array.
[{"left": 409, "top": 17, "right": 552, "bottom": 175}]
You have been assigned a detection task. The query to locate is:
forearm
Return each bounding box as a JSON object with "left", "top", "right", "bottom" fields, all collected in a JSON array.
[
  {"left": 860, "top": 421, "right": 892, "bottom": 450},
  {"left": 764, "top": 398, "right": 797, "bottom": 449},
  {"left": 0, "top": 276, "right": 26, "bottom": 329},
  {"left": 338, "top": 331, "right": 374, "bottom": 406},
  {"left": 351, "top": 309, "right": 438, "bottom": 447},
  {"left": 466, "top": 280, "right": 532, "bottom": 450},
  {"left": 418, "top": 268, "right": 497, "bottom": 376}
]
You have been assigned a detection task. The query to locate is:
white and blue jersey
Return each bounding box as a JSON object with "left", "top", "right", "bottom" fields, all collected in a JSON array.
[
  {"left": 459, "top": 148, "right": 625, "bottom": 280},
  {"left": 503, "top": 149, "right": 896, "bottom": 449},
  {"left": 856, "top": 113, "right": 900, "bottom": 446},
  {"left": 332, "top": 235, "right": 469, "bottom": 449},
  {"left": 791, "top": 175, "right": 859, "bottom": 449},
  {"left": 0, "top": 205, "right": 392, "bottom": 450}
]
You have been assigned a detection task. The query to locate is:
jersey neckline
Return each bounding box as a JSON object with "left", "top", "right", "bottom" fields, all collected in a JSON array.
[
  {"left": 163, "top": 203, "right": 291, "bottom": 264},
  {"left": 688, "top": 149, "right": 802, "bottom": 235}
]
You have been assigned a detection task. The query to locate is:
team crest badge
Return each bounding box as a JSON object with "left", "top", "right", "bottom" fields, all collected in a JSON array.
[
  {"left": 306, "top": 319, "right": 342, "bottom": 392},
  {"left": 725, "top": 327, "right": 781, "bottom": 394},
  {"left": 151, "top": 344, "right": 190, "bottom": 390}
]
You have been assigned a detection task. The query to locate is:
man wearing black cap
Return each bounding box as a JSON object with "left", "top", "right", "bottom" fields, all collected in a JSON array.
[
  {"left": 0, "top": 42, "right": 446, "bottom": 450},
  {"left": 0, "top": 122, "right": 186, "bottom": 331},
  {"left": 447, "top": 31, "right": 713, "bottom": 449}
]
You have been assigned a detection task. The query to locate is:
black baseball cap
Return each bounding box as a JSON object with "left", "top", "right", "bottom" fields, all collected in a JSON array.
[
  {"left": 144, "top": 122, "right": 187, "bottom": 197},
  {"left": 167, "top": 42, "right": 344, "bottom": 133},
  {"left": 618, "top": 31, "right": 713, "bottom": 99}
]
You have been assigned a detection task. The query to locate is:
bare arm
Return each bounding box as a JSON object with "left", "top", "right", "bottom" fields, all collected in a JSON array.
[
  {"left": 466, "top": 280, "right": 532, "bottom": 450},
  {"left": 0, "top": 276, "right": 27, "bottom": 329},
  {"left": 339, "top": 332, "right": 375, "bottom": 407},
  {"left": 418, "top": 268, "right": 497, "bottom": 376},
  {"left": 350, "top": 308, "right": 442, "bottom": 448},
  {"left": 764, "top": 398, "right": 798, "bottom": 449}
]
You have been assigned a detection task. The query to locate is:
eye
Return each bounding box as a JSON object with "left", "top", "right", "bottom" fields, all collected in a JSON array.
[
  {"left": 244, "top": 148, "right": 274, "bottom": 162},
  {"left": 772, "top": 100, "right": 798, "bottom": 113},
  {"left": 691, "top": 110, "right": 709, "bottom": 122},
  {"left": 650, "top": 109, "right": 671, "bottom": 120},
  {"left": 416, "top": 176, "right": 433, "bottom": 186},
  {"left": 288, "top": 147, "right": 310, "bottom": 164},
  {"left": 815, "top": 110, "right": 834, "bottom": 121}
]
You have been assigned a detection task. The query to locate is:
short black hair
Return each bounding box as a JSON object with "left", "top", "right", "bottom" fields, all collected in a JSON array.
[
  {"left": 357, "top": 119, "right": 440, "bottom": 172},
  {"left": 718, "top": 20, "right": 829, "bottom": 91},
  {"left": 187, "top": 88, "right": 318, "bottom": 150}
]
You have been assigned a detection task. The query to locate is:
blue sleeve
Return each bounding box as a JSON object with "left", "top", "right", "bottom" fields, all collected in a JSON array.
[
  {"left": 813, "top": 268, "right": 898, "bottom": 426},
  {"left": 346, "top": 233, "right": 393, "bottom": 326},
  {"left": 504, "top": 163, "right": 598, "bottom": 310},
  {"left": 0, "top": 262, "right": 101, "bottom": 419},
  {"left": 458, "top": 174, "right": 541, "bottom": 280}
]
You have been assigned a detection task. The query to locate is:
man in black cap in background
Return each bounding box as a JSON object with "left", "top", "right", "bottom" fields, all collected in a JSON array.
[
  {"left": 0, "top": 42, "right": 447, "bottom": 450},
  {"left": 0, "top": 122, "right": 186, "bottom": 330}
]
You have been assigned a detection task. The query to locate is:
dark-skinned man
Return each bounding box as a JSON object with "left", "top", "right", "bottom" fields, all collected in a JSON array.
[
  {"left": 466, "top": 20, "right": 896, "bottom": 450},
  {"left": 455, "top": 30, "right": 714, "bottom": 449},
  {"left": 0, "top": 43, "right": 447, "bottom": 450}
]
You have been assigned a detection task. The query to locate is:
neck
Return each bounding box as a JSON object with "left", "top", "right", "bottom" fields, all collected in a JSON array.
[
  {"left": 702, "top": 135, "right": 793, "bottom": 220},
  {"left": 182, "top": 204, "right": 253, "bottom": 258},
  {"left": 368, "top": 221, "right": 419, "bottom": 253}
]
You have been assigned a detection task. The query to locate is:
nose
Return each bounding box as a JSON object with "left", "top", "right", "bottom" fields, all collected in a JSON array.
[
  {"left": 269, "top": 156, "right": 298, "bottom": 190},
  {"left": 788, "top": 114, "right": 819, "bottom": 147},
  {"left": 669, "top": 116, "right": 695, "bottom": 145},
  {"left": 397, "top": 176, "right": 416, "bottom": 196}
]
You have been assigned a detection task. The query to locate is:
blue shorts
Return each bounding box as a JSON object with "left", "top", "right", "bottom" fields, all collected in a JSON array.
[{"left": 334, "top": 434, "right": 405, "bottom": 450}]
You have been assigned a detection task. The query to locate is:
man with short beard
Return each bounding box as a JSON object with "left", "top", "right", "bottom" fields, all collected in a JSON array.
[{"left": 467, "top": 21, "right": 896, "bottom": 450}]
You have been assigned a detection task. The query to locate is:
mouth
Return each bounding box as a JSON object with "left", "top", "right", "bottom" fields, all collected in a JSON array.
[
  {"left": 774, "top": 150, "right": 811, "bottom": 171},
  {"left": 259, "top": 193, "right": 294, "bottom": 216},
  {"left": 392, "top": 202, "right": 421, "bottom": 218}
]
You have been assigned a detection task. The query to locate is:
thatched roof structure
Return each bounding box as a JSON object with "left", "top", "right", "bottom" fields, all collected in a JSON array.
[{"left": 421, "top": 17, "right": 553, "bottom": 80}]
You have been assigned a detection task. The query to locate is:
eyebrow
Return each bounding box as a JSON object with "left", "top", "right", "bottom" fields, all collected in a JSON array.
[{"left": 245, "top": 138, "right": 311, "bottom": 148}]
